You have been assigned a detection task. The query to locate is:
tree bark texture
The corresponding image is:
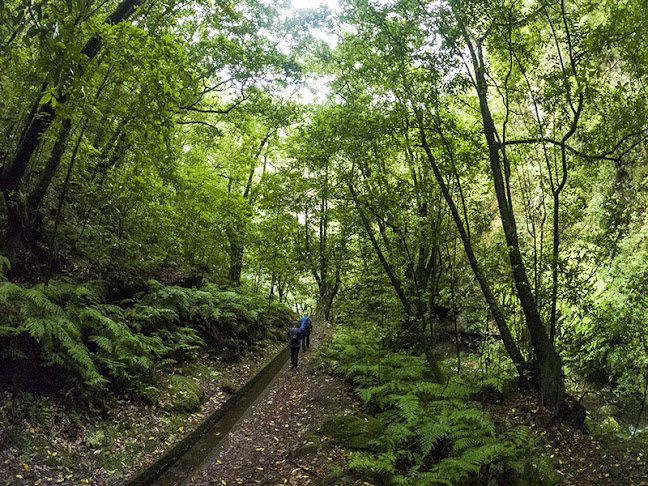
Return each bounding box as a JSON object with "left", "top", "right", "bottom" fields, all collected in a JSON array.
[
  {"left": 228, "top": 240, "right": 243, "bottom": 286},
  {"left": 0, "top": 0, "right": 142, "bottom": 264}
]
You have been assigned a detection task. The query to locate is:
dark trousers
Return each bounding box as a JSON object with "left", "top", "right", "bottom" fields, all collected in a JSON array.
[
  {"left": 290, "top": 346, "right": 300, "bottom": 369},
  {"left": 302, "top": 332, "right": 310, "bottom": 351}
]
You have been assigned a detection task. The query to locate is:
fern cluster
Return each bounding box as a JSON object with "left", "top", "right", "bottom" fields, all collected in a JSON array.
[
  {"left": 133, "top": 280, "right": 292, "bottom": 355},
  {"left": 328, "top": 327, "right": 559, "bottom": 485},
  {"left": 0, "top": 280, "right": 203, "bottom": 393},
  {"left": 0, "top": 279, "right": 292, "bottom": 400}
]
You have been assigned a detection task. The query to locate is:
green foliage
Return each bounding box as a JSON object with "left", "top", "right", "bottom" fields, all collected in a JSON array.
[
  {"left": 23, "top": 393, "right": 54, "bottom": 430},
  {"left": 1, "top": 281, "right": 157, "bottom": 390},
  {"left": 135, "top": 280, "right": 292, "bottom": 353},
  {"left": 0, "top": 256, "right": 10, "bottom": 282},
  {"left": 0, "top": 278, "right": 292, "bottom": 403},
  {"left": 328, "top": 326, "right": 559, "bottom": 485},
  {"left": 566, "top": 225, "right": 648, "bottom": 403},
  {"left": 0, "top": 280, "right": 105, "bottom": 386}
]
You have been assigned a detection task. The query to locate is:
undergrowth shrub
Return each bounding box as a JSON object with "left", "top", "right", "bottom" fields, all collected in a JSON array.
[
  {"left": 0, "top": 278, "right": 292, "bottom": 402},
  {"left": 328, "top": 326, "right": 558, "bottom": 486},
  {"left": 0, "top": 280, "right": 203, "bottom": 396},
  {"left": 134, "top": 280, "right": 292, "bottom": 357}
]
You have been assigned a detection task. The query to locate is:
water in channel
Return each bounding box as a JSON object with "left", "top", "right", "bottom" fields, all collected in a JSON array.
[{"left": 129, "top": 347, "right": 290, "bottom": 486}]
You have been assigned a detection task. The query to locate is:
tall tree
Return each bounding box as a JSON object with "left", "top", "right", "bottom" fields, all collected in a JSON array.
[{"left": 0, "top": 0, "right": 143, "bottom": 266}]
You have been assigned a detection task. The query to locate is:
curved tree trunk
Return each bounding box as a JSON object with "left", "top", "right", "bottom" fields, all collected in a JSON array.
[
  {"left": 464, "top": 31, "right": 565, "bottom": 408},
  {"left": 27, "top": 118, "right": 73, "bottom": 214},
  {"left": 0, "top": 0, "right": 142, "bottom": 266}
]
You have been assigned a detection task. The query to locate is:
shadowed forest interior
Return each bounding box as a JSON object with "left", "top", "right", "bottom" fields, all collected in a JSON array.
[{"left": 2, "top": 0, "right": 648, "bottom": 484}]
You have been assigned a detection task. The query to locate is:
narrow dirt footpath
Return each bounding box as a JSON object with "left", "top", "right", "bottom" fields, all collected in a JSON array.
[{"left": 187, "top": 322, "right": 356, "bottom": 486}]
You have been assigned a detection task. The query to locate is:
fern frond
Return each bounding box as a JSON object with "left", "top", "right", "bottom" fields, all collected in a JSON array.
[
  {"left": 394, "top": 393, "right": 421, "bottom": 425},
  {"left": 418, "top": 422, "right": 450, "bottom": 456},
  {"left": 24, "top": 317, "right": 47, "bottom": 339},
  {"left": 349, "top": 450, "right": 397, "bottom": 475},
  {"left": 412, "top": 381, "right": 444, "bottom": 400},
  {"left": 431, "top": 457, "right": 479, "bottom": 483},
  {"left": 90, "top": 335, "right": 114, "bottom": 353},
  {"left": 460, "top": 442, "right": 508, "bottom": 467}
]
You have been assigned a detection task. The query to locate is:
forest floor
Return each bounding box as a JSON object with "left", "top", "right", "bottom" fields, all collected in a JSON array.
[
  {"left": 184, "top": 324, "right": 648, "bottom": 486},
  {"left": 0, "top": 337, "right": 287, "bottom": 486},
  {"left": 186, "top": 325, "right": 648, "bottom": 486},
  {"left": 484, "top": 395, "right": 648, "bottom": 485},
  {"left": 2, "top": 322, "right": 648, "bottom": 485},
  {"left": 187, "top": 321, "right": 359, "bottom": 486}
]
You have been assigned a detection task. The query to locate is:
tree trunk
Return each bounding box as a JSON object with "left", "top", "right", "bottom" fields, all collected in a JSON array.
[
  {"left": 227, "top": 131, "right": 270, "bottom": 286},
  {"left": 27, "top": 118, "right": 73, "bottom": 214},
  {"left": 315, "top": 269, "right": 340, "bottom": 322},
  {"left": 228, "top": 240, "right": 243, "bottom": 286},
  {"left": 0, "top": 0, "right": 142, "bottom": 265},
  {"left": 416, "top": 118, "right": 529, "bottom": 379},
  {"left": 348, "top": 181, "right": 444, "bottom": 382},
  {"left": 468, "top": 37, "right": 565, "bottom": 408}
]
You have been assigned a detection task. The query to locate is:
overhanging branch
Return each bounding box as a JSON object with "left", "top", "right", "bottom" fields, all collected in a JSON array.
[
  {"left": 178, "top": 96, "right": 248, "bottom": 115},
  {"left": 176, "top": 120, "right": 223, "bottom": 136},
  {"left": 503, "top": 138, "right": 619, "bottom": 161}
]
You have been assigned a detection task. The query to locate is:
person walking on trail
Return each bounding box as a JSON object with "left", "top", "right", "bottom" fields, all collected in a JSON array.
[
  {"left": 287, "top": 321, "right": 303, "bottom": 370},
  {"left": 299, "top": 314, "right": 312, "bottom": 351}
]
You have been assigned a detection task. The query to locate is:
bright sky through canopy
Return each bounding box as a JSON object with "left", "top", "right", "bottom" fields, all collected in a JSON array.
[{"left": 291, "top": 0, "right": 339, "bottom": 11}]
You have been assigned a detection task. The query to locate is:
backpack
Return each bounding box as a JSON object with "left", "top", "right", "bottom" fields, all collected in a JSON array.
[
  {"left": 288, "top": 328, "right": 301, "bottom": 347},
  {"left": 305, "top": 318, "right": 312, "bottom": 332}
]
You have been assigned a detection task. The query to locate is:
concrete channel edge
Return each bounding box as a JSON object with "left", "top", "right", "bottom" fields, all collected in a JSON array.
[{"left": 124, "top": 345, "right": 290, "bottom": 486}]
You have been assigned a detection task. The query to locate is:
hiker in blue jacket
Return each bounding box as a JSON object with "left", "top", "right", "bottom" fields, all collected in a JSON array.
[
  {"left": 287, "top": 321, "right": 303, "bottom": 370},
  {"left": 299, "top": 314, "right": 312, "bottom": 351}
]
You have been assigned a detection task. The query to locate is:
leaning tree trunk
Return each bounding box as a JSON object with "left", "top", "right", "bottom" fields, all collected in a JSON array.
[
  {"left": 416, "top": 118, "right": 529, "bottom": 379},
  {"left": 0, "top": 0, "right": 143, "bottom": 266},
  {"left": 27, "top": 118, "right": 73, "bottom": 214},
  {"left": 467, "top": 37, "right": 565, "bottom": 408}
]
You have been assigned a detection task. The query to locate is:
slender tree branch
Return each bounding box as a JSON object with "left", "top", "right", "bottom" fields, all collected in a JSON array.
[
  {"left": 180, "top": 79, "right": 234, "bottom": 109},
  {"left": 176, "top": 120, "right": 223, "bottom": 135},
  {"left": 503, "top": 138, "right": 618, "bottom": 161},
  {"left": 178, "top": 97, "right": 248, "bottom": 115}
]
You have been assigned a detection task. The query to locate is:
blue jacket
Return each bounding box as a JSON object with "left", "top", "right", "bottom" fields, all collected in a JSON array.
[{"left": 300, "top": 316, "right": 312, "bottom": 334}]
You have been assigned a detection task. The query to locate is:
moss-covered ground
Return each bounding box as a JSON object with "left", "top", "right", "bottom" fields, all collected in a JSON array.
[{"left": 0, "top": 338, "right": 285, "bottom": 485}]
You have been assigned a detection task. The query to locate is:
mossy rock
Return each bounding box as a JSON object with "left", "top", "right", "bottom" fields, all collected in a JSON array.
[
  {"left": 291, "top": 440, "right": 319, "bottom": 459},
  {"left": 219, "top": 376, "right": 237, "bottom": 394},
  {"left": 320, "top": 413, "right": 383, "bottom": 450},
  {"left": 222, "top": 345, "right": 242, "bottom": 363},
  {"left": 166, "top": 375, "right": 204, "bottom": 413}
]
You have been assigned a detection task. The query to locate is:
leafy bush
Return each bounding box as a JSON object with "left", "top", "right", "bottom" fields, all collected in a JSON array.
[
  {"left": 0, "top": 279, "right": 292, "bottom": 402},
  {"left": 328, "top": 326, "right": 559, "bottom": 485},
  {"left": 565, "top": 228, "right": 648, "bottom": 404},
  {"left": 0, "top": 280, "right": 205, "bottom": 395}
]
